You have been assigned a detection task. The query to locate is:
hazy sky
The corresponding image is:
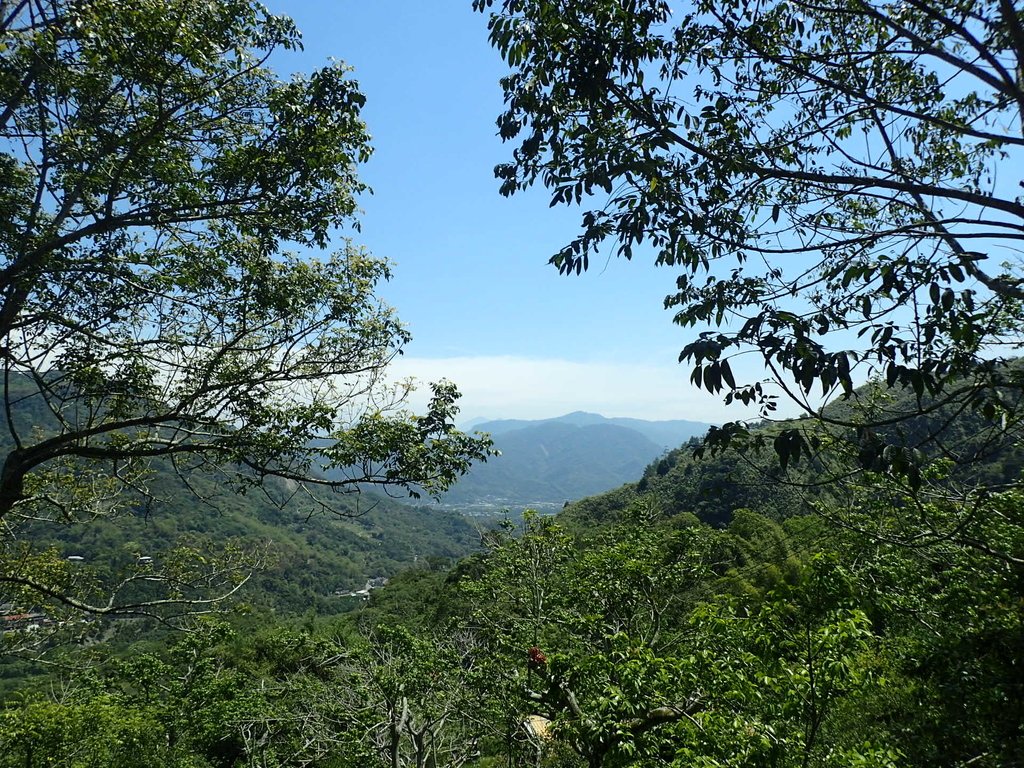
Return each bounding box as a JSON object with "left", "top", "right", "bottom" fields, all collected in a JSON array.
[{"left": 270, "top": 1, "right": 768, "bottom": 423}]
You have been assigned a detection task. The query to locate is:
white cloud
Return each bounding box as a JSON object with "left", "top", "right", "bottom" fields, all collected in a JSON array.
[{"left": 386, "top": 355, "right": 771, "bottom": 423}]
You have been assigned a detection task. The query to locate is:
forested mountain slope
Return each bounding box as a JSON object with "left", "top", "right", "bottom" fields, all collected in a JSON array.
[
  {"left": 442, "top": 413, "right": 710, "bottom": 507},
  {"left": 562, "top": 377, "right": 1024, "bottom": 531},
  {"left": 9, "top": 486, "right": 1017, "bottom": 768},
  {"left": 15, "top": 470, "right": 485, "bottom": 614},
  {"left": 442, "top": 421, "right": 664, "bottom": 506},
  {"left": 1, "top": 377, "right": 487, "bottom": 616},
  {"left": 3, "top": 376, "right": 1022, "bottom": 767}
]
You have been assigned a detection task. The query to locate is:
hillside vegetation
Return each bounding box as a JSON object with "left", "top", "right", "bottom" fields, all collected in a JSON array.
[
  {"left": 3, "top": 378, "right": 1022, "bottom": 766},
  {"left": 565, "top": 376, "right": 1024, "bottom": 531},
  {"left": 1, "top": 374, "right": 488, "bottom": 618}
]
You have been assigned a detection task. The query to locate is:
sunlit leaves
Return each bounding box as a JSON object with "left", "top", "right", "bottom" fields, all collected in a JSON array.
[
  {"left": 0, "top": 0, "right": 492, "bottom": 624},
  {"left": 478, "top": 0, "right": 1024, "bottom": 449}
]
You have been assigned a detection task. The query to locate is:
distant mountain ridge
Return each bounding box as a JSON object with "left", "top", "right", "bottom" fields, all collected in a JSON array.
[
  {"left": 444, "top": 412, "right": 714, "bottom": 508},
  {"left": 471, "top": 411, "right": 713, "bottom": 449}
]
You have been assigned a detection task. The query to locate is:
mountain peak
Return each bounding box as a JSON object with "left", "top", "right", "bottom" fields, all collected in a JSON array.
[
  {"left": 444, "top": 413, "right": 715, "bottom": 507},
  {"left": 551, "top": 411, "right": 606, "bottom": 425}
]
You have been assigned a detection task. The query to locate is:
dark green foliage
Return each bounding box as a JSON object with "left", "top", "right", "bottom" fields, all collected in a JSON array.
[
  {"left": 2, "top": 471, "right": 1021, "bottom": 767},
  {"left": 5, "top": 457, "right": 484, "bottom": 617},
  {"left": 0, "top": 621, "right": 370, "bottom": 767},
  {"left": 564, "top": 440, "right": 814, "bottom": 529},
  {"left": 566, "top": 372, "right": 1024, "bottom": 537}
]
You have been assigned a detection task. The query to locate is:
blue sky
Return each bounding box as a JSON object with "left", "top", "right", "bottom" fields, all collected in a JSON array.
[{"left": 270, "top": 1, "right": 764, "bottom": 423}]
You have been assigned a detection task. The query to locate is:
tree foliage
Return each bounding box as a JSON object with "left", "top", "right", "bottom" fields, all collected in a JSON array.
[
  {"left": 474, "top": 0, "right": 1024, "bottom": 451},
  {"left": 456, "top": 506, "right": 905, "bottom": 768},
  {"left": 0, "top": 0, "right": 490, "bottom": 619}
]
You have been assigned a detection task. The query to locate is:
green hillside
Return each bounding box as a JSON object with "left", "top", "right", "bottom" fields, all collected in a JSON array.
[
  {"left": 7, "top": 445, "right": 1017, "bottom": 767},
  {"left": 2, "top": 379, "right": 1021, "bottom": 767},
  {"left": 563, "top": 378, "right": 1024, "bottom": 531},
  {"left": 17, "top": 467, "right": 486, "bottom": 615},
  {"left": 1, "top": 382, "right": 488, "bottom": 621}
]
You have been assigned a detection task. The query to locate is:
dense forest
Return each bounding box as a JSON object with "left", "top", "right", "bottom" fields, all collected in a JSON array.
[
  {"left": 3, "top": 0, "right": 1024, "bottom": 766},
  {"left": 2, "top": 434, "right": 1022, "bottom": 766},
  {"left": 3, "top": 375, "right": 1022, "bottom": 765}
]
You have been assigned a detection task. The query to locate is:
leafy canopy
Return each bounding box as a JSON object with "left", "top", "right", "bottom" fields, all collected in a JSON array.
[
  {"left": 0, "top": 0, "right": 490, "bottom": 620},
  {"left": 475, "top": 0, "right": 1024, "bottom": 441}
]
